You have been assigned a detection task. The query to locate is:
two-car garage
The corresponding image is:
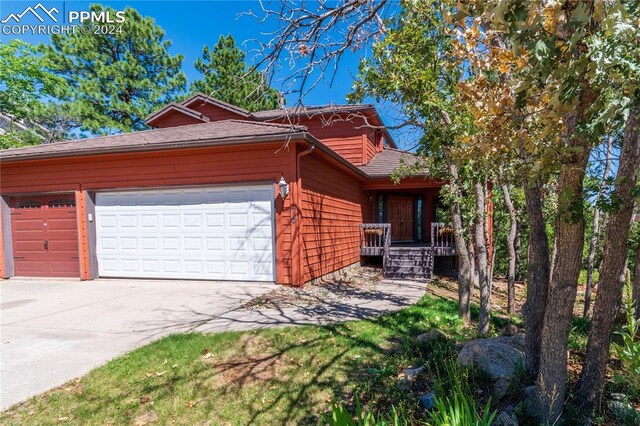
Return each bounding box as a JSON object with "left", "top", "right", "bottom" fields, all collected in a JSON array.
[{"left": 7, "top": 184, "right": 276, "bottom": 282}]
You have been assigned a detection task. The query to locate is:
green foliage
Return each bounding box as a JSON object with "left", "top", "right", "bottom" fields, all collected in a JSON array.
[
  {"left": 191, "top": 35, "right": 279, "bottom": 111},
  {"left": 0, "top": 40, "right": 65, "bottom": 120},
  {"left": 42, "top": 4, "right": 186, "bottom": 134},
  {"left": 427, "top": 389, "right": 496, "bottom": 426},
  {"left": 325, "top": 398, "right": 409, "bottom": 426},
  {"left": 612, "top": 283, "right": 640, "bottom": 399},
  {"left": 0, "top": 129, "right": 42, "bottom": 149}
]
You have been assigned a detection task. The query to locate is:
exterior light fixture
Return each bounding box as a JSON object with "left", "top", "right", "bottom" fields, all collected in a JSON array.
[{"left": 278, "top": 176, "right": 289, "bottom": 199}]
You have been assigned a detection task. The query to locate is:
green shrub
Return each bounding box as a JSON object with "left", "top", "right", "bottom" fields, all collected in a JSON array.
[
  {"left": 612, "top": 283, "right": 640, "bottom": 400},
  {"left": 427, "top": 389, "right": 496, "bottom": 426},
  {"left": 324, "top": 398, "right": 411, "bottom": 426}
]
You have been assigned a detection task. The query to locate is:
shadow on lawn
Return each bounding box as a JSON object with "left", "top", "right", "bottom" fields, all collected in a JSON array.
[
  {"left": 1, "top": 282, "right": 513, "bottom": 425},
  {"left": 150, "top": 291, "right": 502, "bottom": 424}
]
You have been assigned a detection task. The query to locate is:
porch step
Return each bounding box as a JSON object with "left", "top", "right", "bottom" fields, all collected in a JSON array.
[{"left": 384, "top": 247, "right": 434, "bottom": 280}]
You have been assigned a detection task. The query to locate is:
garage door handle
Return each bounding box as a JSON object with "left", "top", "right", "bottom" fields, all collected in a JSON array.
[{"left": 44, "top": 240, "right": 48, "bottom": 250}]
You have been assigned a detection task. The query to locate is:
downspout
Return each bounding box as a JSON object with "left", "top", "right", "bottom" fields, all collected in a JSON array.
[
  {"left": 291, "top": 143, "right": 315, "bottom": 286},
  {"left": 296, "top": 145, "right": 315, "bottom": 178}
]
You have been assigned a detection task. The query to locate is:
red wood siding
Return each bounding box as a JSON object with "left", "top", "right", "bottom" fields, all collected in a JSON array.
[
  {"left": 295, "top": 117, "right": 380, "bottom": 166},
  {"left": 365, "top": 129, "right": 381, "bottom": 163},
  {"left": 187, "top": 103, "right": 246, "bottom": 121},
  {"left": 299, "top": 153, "right": 369, "bottom": 282},
  {"left": 0, "top": 143, "right": 297, "bottom": 284},
  {"left": 152, "top": 110, "right": 204, "bottom": 128}
]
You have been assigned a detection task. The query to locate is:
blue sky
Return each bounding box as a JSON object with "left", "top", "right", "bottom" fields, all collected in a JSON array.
[{"left": 1, "top": 1, "right": 409, "bottom": 141}]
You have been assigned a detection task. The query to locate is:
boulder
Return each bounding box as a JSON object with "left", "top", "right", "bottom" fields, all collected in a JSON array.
[
  {"left": 457, "top": 337, "right": 524, "bottom": 398},
  {"left": 495, "top": 406, "right": 518, "bottom": 426},
  {"left": 416, "top": 329, "right": 447, "bottom": 345},
  {"left": 493, "top": 333, "right": 525, "bottom": 352},
  {"left": 523, "top": 385, "right": 537, "bottom": 418}
]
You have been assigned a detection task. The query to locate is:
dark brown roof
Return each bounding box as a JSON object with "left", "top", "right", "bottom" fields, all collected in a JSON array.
[
  {"left": 358, "top": 148, "right": 425, "bottom": 178},
  {"left": 251, "top": 104, "right": 375, "bottom": 120},
  {"left": 253, "top": 104, "right": 397, "bottom": 149},
  {"left": 0, "top": 120, "right": 307, "bottom": 163},
  {"left": 145, "top": 103, "right": 210, "bottom": 126},
  {"left": 181, "top": 93, "right": 252, "bottom": 118}
]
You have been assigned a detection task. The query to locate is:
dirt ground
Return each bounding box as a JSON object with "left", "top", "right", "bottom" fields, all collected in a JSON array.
[{"left": 240, "top": 267, "right": 383, "bottom": 310}]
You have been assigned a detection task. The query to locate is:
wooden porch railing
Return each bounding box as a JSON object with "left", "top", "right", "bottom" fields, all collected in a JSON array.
[
  {"left": 360, "top": 223, "right": 391, "bottom": 256},
  {"left": 431, "top": 222, "right": 456, "bottom": 255}
]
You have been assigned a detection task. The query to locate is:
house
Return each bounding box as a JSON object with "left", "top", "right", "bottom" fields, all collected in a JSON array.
[{"left": 0, "top": 94, "right": 455, "bottom": 285}]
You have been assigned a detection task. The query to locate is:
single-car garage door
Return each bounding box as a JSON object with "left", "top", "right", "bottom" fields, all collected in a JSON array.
[
  {"left": 95, "top": 185, "right": 275, "bottom": 281},
  {"left": 10, "top": 195, "right": 80, "bottom": 277}
]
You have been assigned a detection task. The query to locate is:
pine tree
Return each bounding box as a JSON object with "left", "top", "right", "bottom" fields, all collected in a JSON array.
[
  {"left": 43, "top": 5, "right": 186, "bottom": 134},
  {"left": 191, "top": 35, "right": 279, "bottom": 111}
]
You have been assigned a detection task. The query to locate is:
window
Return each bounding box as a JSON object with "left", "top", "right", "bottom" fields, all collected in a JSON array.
[
  {"left": 48, "top": 199, "right": 76, "bottom": 208},
  {"left": 14, "top": 200, "right": 42, "bottom": 209},
  {"left": 377, "top": 194, "right": 384, "bottom": 223},
  {"left": 416, "top": 198, "right": 423, "bottom": 241}
]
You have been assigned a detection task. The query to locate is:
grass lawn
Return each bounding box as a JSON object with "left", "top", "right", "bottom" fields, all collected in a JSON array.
[
  {"left": 2, "top": 277, "right": 633, "bottom": 425},
  {"left": 2, "top": 288, "right": 483, "bottom": 425}
]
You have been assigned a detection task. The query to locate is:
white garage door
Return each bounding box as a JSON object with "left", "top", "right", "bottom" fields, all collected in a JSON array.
[{"left": 95, "top": 185, "right": 275, "bottom": 281}]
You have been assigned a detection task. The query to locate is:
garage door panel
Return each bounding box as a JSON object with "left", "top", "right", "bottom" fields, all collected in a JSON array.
[
  {"left": 95, "top": 185, "right": 275, "bottom": 281},
  {"left": 10, "top": 195, "right": 80, "bottom": 277},
  {"left": 14, "top": 260, "right": 48, "bottom": 275}
]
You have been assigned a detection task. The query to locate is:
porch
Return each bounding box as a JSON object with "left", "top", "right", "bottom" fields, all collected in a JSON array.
[{"left": 360, "top": 222, "right": 455, "bottom": 279}]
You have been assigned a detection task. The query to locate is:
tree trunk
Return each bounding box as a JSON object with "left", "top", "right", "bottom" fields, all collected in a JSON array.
[
  {"left": 577, "top": 106, "right": 640, "bottom": 415},
  {"left": 634, "top": 243, "right": 640, "bottom": 321},
  {"left": 584, "top": 135, "right": 613, "bottom": 318},
  {"left": 522, "top": 182, "right": 550, "bottom": 377},
  {"left": 475, "top": 181, "right": 490, "bottom": 335},
  {"left": 514, "top": 221, "right": 522, "bottom": 281},
  {"left": 535, "top": 87, "right": 597, "bottom": 424},
  {"left": 503, "top": 185, "right": 518, "bottom": 315},
  {"left": 448, "top": 162, "right": 473, "bottom": 323}
]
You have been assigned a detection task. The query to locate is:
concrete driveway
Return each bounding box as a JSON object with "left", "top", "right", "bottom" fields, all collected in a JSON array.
[{"left": 0, "top": 278, "right": 274, "bottom": 410}]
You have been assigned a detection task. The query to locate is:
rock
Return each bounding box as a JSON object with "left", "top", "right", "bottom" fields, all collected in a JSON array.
[
  {"left": 457, "top": 337, "right": 524, "bottom": 398},
  {"left": 134, "top": 410, "right": 158, "bottom": 426},
  {"left": 500, "top": 324, "right": 519, "bottom": 337},
  {"left": 400, "top": 366, "right": 424, "bottom": 381},
  {"left": 495, "top": 406, "right": 518, "bottom": 426},
  {"left": 416, "top": 329, "right": 447, "bottom": 344},
  {"left": 396, "top": 378, "right": 412, "bottom": 392},
  {"left": 609, "top": 392, "right": 626, "bottom": 401},
  {"left": 418, "top": 392, "right": 436, "bottom": 410},
  {"left": 494, "top": 333, "right": 525, "bottom": 352},
  {"left": 523, "top": 385, "right": 537, "bottom": 418},
  {"left": 396, "top": 366, "right": 424, "bottom": 392}
]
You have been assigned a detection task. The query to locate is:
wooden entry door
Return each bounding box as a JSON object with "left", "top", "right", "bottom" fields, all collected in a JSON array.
[
  {"left": 10, "top": 195, "right": 80, "bottom": 277},
  {"left": 388, "top": 196, "right": 414, "bottom": 241}
]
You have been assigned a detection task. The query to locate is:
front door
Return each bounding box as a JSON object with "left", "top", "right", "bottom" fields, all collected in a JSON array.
[{"left": 388, "top": 196, "right": 414, "bottom": 241}]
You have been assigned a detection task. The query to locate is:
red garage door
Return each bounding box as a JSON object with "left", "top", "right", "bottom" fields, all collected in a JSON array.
[{"left": 10, "top": 195, "right": 80, "bottom": 277}]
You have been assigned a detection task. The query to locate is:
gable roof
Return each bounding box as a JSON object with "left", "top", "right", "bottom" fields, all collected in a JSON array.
[
  {"left": 358, "top": 148, "right": 426, "bottom": 178},
  {"left": 252, "top": 104, "right": 397, "bottom": 149},
  {"left": 181, "top": 93, "right": 252, "bottom": 118},
  {"left": 0, "top": 120, "right": 307, "bottom": 163},
  {"left": 251, "top": 104, "right": 375, "bottom": 120},
  {"left": 145, "top": 103, "right": 210, "bottom": 126}
]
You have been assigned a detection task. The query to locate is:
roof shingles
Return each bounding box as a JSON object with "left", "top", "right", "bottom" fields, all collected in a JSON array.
[
  {"left": 358, "top": 148, "right": 425, "bottom": 178},
  {"left": 0, "top": 120, "right": 307, "bottom": 162}
]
